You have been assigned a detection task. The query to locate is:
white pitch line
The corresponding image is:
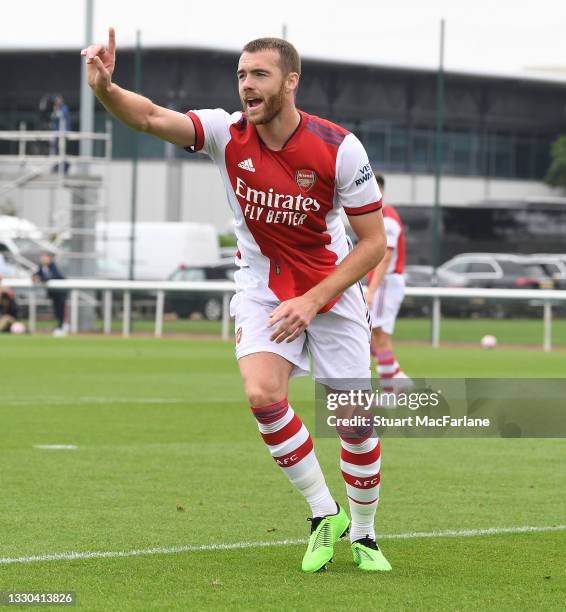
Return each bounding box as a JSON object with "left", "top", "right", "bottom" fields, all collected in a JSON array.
[
  {"left": 33, "top": 445, "right": 77, "bottom": 450},
  {"left": 3, "top": 397, "right": 184, "bottom": 406},
  {"left": 1, "top": 524, "right": 564, "bottom": 566}
]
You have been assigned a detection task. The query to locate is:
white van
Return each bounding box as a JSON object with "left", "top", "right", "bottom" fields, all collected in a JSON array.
[
  {"left": 0, "top": 215, "right": 57, "bottom": 272},
  {"left": 95, "top": 222, "right": 220, "bottom": 280}
]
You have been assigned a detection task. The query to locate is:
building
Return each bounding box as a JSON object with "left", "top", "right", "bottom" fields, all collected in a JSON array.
[{"left": 1, "top": 46, "right": 565, "bottom": 262}]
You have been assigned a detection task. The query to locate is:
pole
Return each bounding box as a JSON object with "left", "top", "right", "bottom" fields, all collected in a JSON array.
[
  {"left": 282, "top": 24, "right": 287, "bottom": 40},
  {"left": 432, "top": 296, "right": 441, "bottom": 348},
  {"left": 122, "top": 291, "right": 131, "bottom": 337},
  {"left": 431, "top": 19, "right": 445, "bottom": 345},
  {"left": 80, "top": 0, "right": 94, "bottom": 161},
  {"left": 103, "top": 289, "right": 112, "bottom": 334},
  {"left": 73, "top": 0, "right": 96, "bottom": 330},
  {"left": 129, "top": 30, "right": 142, "bottom": 281},
  {"left": 155, "top": 291, "right": 165, "bottom": 338},
  {"left": 431, "top": 19, "right": 445, "bottom": 277},
  {"left": 543, "top": 301, "right": 552, "bottom": 352},
  {"left": 70, "top": 290, "right": 80, "bottom": 334}
]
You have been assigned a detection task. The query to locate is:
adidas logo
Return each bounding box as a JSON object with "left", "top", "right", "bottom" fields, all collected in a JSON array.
[{"left": 237, "top": 158, "right": 255, "bottom": 172}]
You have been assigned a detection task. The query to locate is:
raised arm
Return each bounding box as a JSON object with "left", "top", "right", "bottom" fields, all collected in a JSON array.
[{"left": 81, "top": 27, "right": 195, "bottom": 147}]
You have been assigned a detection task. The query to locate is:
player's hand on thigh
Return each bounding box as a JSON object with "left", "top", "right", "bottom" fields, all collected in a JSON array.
[{"left": 267, "top": 296, "right": 319, "bottom": 344}]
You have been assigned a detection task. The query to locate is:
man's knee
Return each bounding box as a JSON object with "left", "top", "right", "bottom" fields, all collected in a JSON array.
[
  {"left": 239, "top": 353, "right": 292, "bottom": 407},
  {"left": 245, "top": 377, "right": 287, "bottom": 407}
]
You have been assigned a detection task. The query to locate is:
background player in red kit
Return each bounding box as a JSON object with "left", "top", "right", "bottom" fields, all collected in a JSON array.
[
  {"left": 82, "top": 29, "right": 391, "bottom": 573},
  {"left": 366, "top": 173, "right": 411, "bottom": 390}
]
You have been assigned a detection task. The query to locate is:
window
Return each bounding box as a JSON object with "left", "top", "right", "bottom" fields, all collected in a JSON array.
[
  {"left": 12, "top": 238, "right": 45, "bottom": 260},
  {"left": 449, "top": 132, "right": 473, "bottom": 175},
  {"left": 182, "top": 268, "right": 206, "bottom": 281},
  {"left": 497, "top": 260, "right": 527, "bottom": 275},
  {"left": 411, "top": 130, "right": 433, "bottom": 173},
  {"left": 365, "top": 129, "right": 386, "bottom": 166},
  {"left": 489, "top": 135, "right": 513, "bottom": 177},
  {"left": 390, "top": 129, "right": 408, "bottom": 171},
  {"left": 523, "top": 264, "right": 546, "bottom": 277},
  {"left": 445, "top": 261, "right": 469, "bottom": 274},
  {"left": 468, "top": 262, "right": 497, "bottom": 274},
  {"left": 170, "top": 267, "right": 206, "bottom": 281},
  {"left": 541, "top": 263, "right": 561, "bottom": 275},
  {"left": 534, "top": 138, "right": 551, "bottom": 179},
  {"left": 514, "top": 137, "right": 535, "bottom": 179},
  {"left": 358, "top": 123, "right": 553, "bottom": 180}
]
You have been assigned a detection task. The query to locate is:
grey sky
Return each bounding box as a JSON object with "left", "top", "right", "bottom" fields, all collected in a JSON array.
[{"left": 2, "top": 0, "right": 566, "bottom": 78}]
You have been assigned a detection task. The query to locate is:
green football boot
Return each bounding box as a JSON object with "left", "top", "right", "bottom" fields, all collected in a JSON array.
[
  {"left": 301, "top": 503, "right": 350, "bottom": 573},
  {"left": 351, "top": 536, "right": 392, "bottom": 571}
]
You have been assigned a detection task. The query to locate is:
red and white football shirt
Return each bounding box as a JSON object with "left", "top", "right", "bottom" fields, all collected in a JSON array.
[
  {"left": 186, "top": 108, "right": 382, "bottom": 311},
  {"left": 382, "top": 206, "right": 405, "bottom": 275}
]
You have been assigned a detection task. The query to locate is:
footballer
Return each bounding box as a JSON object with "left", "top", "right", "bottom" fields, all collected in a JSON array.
[{"left": 82, "top": 29, "right": 390, "bottom": 573}]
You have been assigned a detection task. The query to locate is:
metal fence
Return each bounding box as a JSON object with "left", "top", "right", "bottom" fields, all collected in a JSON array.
[{"left": 3, "top": 278, "right": 566, "bottom": 351}]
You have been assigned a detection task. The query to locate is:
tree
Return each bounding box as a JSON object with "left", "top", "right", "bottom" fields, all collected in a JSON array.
[{"left": 545, "top": 136, "right": 566, "bottom": 188}]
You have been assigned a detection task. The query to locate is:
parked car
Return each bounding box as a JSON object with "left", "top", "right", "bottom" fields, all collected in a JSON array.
[
  {"left": 165, "top": 262, "right": 237, "bottom": 320},
  {"left": 402, "top": 265, "right": 469, "bottom": 317},
  {"left": 0, "top": 253, "right": 33, "bottom": 279},
  {"left": 404, "top": 265, "right": 468, "bottom": 288},
  {"left": 523, "top": 254, "right": 566, "bottom": 290},
  {"left": 439, "top": 253, "right": 554, "bottom": 289},
  {"left": 0, "top": 215, "right": 57, "bottom": 269},
  {"left": 439, "top": 253, "right": 555, "bottom": 318}
]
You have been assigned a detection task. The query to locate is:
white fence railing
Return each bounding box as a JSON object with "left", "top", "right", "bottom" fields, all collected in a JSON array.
[
  {"left": 2, "top": 279, "right": 566, "bottom": 351},
  {"left": 3, "top": 278, "right": 235, "bottom": 340}
]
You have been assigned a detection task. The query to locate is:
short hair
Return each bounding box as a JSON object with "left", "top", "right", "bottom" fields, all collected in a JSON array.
[
  {"left": 242, "top": 37, "right": 301, "bottom": 76},
  {"left": 374, "top": 172, "right": 385, "bottom": 191}
]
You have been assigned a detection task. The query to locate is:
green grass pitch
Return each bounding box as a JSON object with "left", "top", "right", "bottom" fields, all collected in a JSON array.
[{"left": 1, "top": 336, "right": 565, "bottom": 610}]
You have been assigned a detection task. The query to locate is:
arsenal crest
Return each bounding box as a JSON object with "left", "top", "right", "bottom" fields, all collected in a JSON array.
[{"left": 295, "top": 169, "right": 316, "bottom": 192}]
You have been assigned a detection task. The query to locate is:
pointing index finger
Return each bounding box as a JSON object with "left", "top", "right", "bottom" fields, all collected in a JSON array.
[{"left": 108, "top": 27, "right": 116, "bottom": 54}]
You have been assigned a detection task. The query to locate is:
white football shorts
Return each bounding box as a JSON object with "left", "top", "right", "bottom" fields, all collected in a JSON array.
[
  {"left": 230, "top": 267, "right": 372, "bottom": 389},
  {"left": 370, "top": 273, "right": 405, "bottom": 334}
]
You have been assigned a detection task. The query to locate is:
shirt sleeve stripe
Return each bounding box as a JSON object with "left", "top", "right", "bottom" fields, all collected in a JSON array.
[
  {"left": 185, "top": 111, "right": 205, "bottom": 152},
  {"left": 343, "top": 199, "right": 383, "bottom": 216}
]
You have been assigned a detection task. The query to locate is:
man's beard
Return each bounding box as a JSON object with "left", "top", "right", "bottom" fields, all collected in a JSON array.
[{"left": 244, "top": 83, "right": 286, "bottom": 125}]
